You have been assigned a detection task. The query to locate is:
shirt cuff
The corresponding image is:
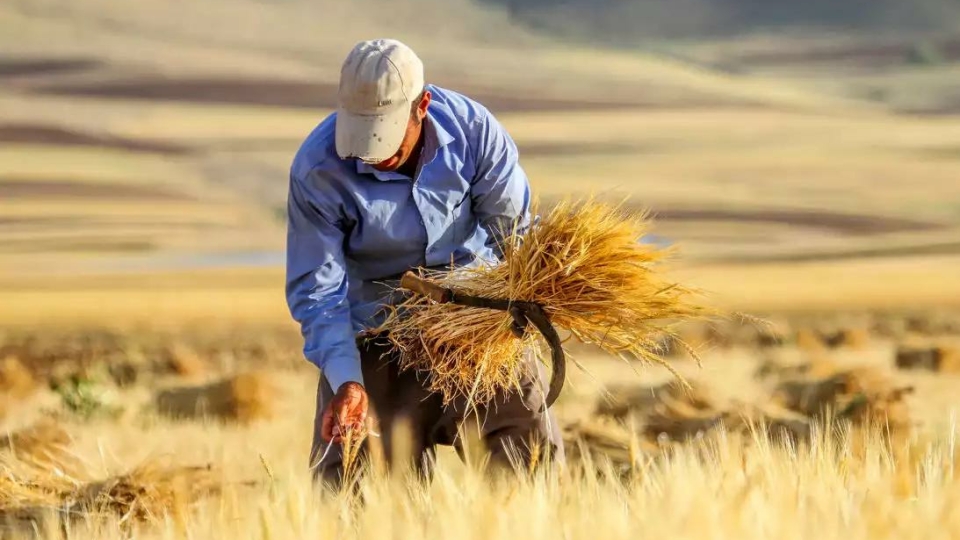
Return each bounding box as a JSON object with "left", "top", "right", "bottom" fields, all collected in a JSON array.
[{"left": 322, "top": 359, "right": 365, "bottom": 392}]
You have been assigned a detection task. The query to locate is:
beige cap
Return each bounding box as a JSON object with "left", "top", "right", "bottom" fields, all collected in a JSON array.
[{"left": 335, "top": 39, "right": 425, "bottom": 163}]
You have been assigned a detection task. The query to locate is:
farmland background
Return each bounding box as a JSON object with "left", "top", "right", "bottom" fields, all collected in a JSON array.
[{"left": 2, "top": 1, "right": 960, "bottom": 538}]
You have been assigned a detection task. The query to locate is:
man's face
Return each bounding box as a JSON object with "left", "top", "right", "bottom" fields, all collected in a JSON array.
[{"left": 369, "top": 91, "right": 432, "bottom": 172}]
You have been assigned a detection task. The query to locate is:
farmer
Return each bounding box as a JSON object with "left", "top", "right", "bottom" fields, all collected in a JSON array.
[{"left": 286, "top": 38, "right": 564, "bottom": 485}]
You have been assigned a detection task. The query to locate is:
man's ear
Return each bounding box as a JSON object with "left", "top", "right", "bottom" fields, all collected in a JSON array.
[{"left": 416, "top": 90, "right": 432, "bottom": 120}]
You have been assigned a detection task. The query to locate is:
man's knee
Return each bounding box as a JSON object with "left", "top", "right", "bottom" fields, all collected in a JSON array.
[{"left": 486, "top": 415, "right": 565, "bottom": 469}]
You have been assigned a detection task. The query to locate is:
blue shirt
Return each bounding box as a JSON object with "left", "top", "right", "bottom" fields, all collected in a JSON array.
[{"left": 285, "top": 84, "right": 532, "bottom": 392}]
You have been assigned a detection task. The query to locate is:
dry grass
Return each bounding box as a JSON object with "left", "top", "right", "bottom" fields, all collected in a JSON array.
[
  {"left": 381, "top": 199, "right": 715, "bottom": 405},
  {"left": 5, "top": 424, "right": 960, "bottom": 539},
  {"left": 0, "top": 421, "right": 71, "bottom": 463}
]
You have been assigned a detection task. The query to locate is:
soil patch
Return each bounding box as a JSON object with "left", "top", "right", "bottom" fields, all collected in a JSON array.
[
  {"left": 543, "top": 198, "right": 939, "bottom": 236},
  {"left": 0, "top": 237, "right": 157, "bottom": 254},
  {"left": 0, "top": 178, "right": 194, "bottom": 201},
  {"left": 519, "top": 141, "right": 647, "bottom": 157},
  {"left": 0, "top": 124, "right": 189, "bottom": 155},
  {"left": 0, "top": 57, "right": 102, "bottom": 78},
  {"left": 649, "top": 208, "right": 937, "bottom": 235},
  {"left": 716, "top": 240, "right": 960, "bottom": 264},
  {"left": 729, "top": 37, "right": 960, "bottom": 70}
]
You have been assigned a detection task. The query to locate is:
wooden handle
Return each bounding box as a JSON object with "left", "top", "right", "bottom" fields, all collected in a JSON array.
[{"left": 400, "top": 272, "right": 452, "bottom": 303}]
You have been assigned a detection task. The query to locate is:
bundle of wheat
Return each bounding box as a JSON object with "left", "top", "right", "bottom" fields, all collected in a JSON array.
[
  {"left": 773, "top": 367, "right": 913, "bottom": 431},
  {"left": 155, "top": 371, "right": 277, "bottom": 423},
  {"left": 795, "top": 328, "right": 825, "bottom": 352},
  {"left": 67, "top": 461, "right": 220, "bottom": 523},
  {"left": 562, "top": 418, "right": 658, "bottom": 470},
  {"left": 723, "top": 404, "right": 813, "bottom": 445},
  {"left": 595, "top": 380, "right": 714, "bottom": 421},
  {"left": 824, "top": 328, "right": 871, "bottom": 350},
  {"left": 379, "top": 199, "right": 714, "bottom": 405},
  {"left": 895, "top": 342, "right": 960, "bottom": 372},
  {"left": 754, "top": 354, "right": 839, "bottom": 381},
  {"left": 0, "top": 457, "right": 221, "bottom": 531}
]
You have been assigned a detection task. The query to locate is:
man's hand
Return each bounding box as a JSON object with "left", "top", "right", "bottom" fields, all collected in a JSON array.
[{"left": 321, "top": 381, "right": 369, "bottom": 443}]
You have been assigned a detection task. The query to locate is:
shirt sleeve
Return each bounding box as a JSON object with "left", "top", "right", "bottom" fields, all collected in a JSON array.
[
  {"left": 470, "top": 110, "right": 532, "bottom": 260},
  {"left": 285, "top": 170, "right": 364, "bottom": 391}
]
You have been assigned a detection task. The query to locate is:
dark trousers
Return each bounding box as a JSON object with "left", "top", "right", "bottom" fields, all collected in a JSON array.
[{"left": 308, "top": 336, "right": 564, "bottom": 486}]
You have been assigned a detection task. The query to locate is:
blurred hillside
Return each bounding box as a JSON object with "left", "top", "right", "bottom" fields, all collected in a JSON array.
[
  {"left": 1, "top": 0, "right": 959, "bottom": 311},
  {"left": 483, "top": 0, "right": 960, "bottom": 41}
]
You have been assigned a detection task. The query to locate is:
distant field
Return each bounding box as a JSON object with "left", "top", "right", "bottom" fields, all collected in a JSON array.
[{"left": 0, "top": 0, "right": 958, "bottom": 307}]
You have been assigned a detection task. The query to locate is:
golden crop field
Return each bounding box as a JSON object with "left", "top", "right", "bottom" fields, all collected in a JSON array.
[{"left": 2, "top": 0, "right": 960, "bottom": 538}]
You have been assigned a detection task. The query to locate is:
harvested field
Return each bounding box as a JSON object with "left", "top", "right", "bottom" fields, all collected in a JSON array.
[{"left": 0, "top": 307, "right": 956, "bottom": 537}]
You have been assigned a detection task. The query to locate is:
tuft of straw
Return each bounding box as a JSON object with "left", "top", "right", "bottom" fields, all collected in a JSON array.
[
  {"left": 163, "top": 344, "right": 207, "bottom": 378},
  {"left": 0, "top": 355, "right": 36, "bottom": 400},
  {"left": 379, "top": 198, "right": 715, "bottom": 406}
]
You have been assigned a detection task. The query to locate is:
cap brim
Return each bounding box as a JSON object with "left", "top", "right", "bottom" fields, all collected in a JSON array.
[{"left": 335, "top": 107, "right": 408, "bottom": 162}]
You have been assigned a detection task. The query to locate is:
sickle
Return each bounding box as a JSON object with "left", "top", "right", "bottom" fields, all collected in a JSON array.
[{"left": 399, "top": 272, "right": 566, "bottom": 408}]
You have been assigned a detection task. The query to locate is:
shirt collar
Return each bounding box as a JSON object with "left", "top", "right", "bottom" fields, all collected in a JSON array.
[{"left": 354, "top": 107, "right": 455, "bottom": 181}]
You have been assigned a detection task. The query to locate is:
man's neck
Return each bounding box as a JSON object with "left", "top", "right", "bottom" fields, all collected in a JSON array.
[{"left": 396, "top": 122, "right": 427, "bottom": 180}]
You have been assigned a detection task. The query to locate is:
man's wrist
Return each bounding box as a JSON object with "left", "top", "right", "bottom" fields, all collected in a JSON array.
[
  {"left": 337, "top": 380, "right": 365, "bottom": 393},
  {"left": 323, "top": 360, "right": 365, "bottom": 393}
]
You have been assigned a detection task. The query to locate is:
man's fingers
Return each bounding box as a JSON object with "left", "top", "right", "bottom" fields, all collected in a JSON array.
[{"left": 320, "top": 409, "right": 335, "bottom": 442}]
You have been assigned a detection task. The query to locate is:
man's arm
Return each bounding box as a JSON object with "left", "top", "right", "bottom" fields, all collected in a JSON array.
[
  {"left": 469, "top": 110, "right": 532, "bottom": 259},
  {"left": 285, "top": 170, "right": 364, "bottom": 392}
]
